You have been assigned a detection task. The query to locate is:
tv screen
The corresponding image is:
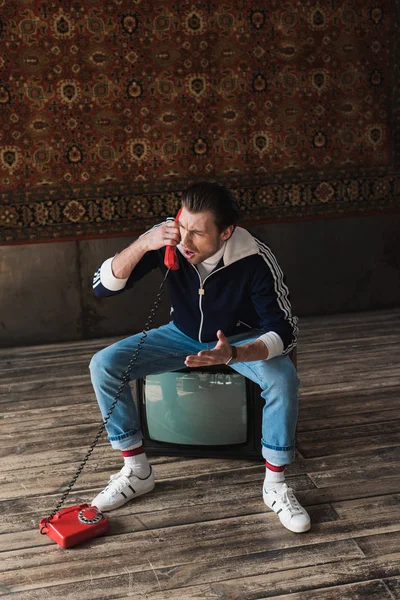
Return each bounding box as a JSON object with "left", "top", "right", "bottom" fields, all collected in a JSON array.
[{"left": 136, "top": 366, "right": 264, "bottom": 460}]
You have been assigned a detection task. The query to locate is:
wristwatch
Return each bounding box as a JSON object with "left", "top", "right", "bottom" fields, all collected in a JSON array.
[{"left": 225, "top": 345, "right": 238, "bottom": 366}]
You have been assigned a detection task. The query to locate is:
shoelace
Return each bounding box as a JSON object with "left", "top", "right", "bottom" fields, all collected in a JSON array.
[
  {"left": 103, "top": 471, "right": 130, "bottom": 495},
  {"left": 280, "top": 485, "right": 303, "bottom": 516}
]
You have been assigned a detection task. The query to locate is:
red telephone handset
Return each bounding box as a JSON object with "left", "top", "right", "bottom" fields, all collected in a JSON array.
[{"left": 164, "top": 208, "right": 182, "bottom": 271}]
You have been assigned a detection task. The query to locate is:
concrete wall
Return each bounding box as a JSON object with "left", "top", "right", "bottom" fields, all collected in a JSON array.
[{"left": 1, "top": 212, "right": 400, "bottom": 347}]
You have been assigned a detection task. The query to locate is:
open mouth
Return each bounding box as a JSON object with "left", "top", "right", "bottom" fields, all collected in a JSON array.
[{"left": 183, "top": 247, "right": 196, "bottom": 259}]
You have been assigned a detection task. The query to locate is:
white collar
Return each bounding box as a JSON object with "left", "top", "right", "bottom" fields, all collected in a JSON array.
[{"left": 200, "top": 242, "right": 226, "bottom": 268}]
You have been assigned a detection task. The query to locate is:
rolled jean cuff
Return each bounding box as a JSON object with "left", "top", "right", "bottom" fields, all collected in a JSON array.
[
  {"left": 108, "top": 429, "right": 143, "bottom": 450},
  {"left": 261, "top": 442, "right": 295, "bottom": 466}
]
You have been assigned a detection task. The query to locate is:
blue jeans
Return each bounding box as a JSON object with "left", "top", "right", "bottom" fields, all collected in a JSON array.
[{"left": 89, "top": 322, "right": 299, "bottom": 465}]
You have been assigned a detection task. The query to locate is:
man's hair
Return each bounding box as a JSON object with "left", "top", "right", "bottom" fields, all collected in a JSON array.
[{"left": 181, "top": 182, "right": 240, "bottom": 232}]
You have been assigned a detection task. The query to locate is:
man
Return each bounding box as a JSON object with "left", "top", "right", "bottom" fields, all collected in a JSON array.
[{"left": 90, "top": 181, "right": 310, "bottom": 533}]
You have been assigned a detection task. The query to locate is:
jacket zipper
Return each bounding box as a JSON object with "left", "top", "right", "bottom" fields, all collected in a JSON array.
[{"left": 192, "top": 264, "right": 226, "bottom": 342}]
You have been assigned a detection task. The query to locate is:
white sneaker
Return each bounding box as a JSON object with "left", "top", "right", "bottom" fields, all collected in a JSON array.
[
  {"left": 92, "top": 465, "right": 155, "bottom": 512},
  {"left": 263, "top": 483, "right": 311, "bottom": 533}
]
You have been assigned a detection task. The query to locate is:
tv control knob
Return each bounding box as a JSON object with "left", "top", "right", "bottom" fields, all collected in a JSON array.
[{"left": 78, "top": 507, "right": 103, "bottom": 525}]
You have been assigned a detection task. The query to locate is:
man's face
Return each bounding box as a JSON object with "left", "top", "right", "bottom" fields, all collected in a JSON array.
[{"left": 178, "top": 207, "right": 233, "bottom": 265}]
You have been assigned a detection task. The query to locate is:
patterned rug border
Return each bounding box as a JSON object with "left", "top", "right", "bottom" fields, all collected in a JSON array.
[
  {"left": 3, "top": 208, "right": 400, "bottom": 247},
  {"left": 1, "top": 171, "right": 399, "bottom": 245}
]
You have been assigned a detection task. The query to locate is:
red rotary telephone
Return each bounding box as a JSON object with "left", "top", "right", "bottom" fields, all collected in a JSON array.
[
  {"left": 164, "top": 208, "right": 182, "bottom": 270},
  {"left": 40, "top": 505, "right": 109, "bottom": 549}
]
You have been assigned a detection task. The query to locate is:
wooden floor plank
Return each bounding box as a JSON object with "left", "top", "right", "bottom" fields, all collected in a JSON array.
[
  {"left": 297, "top": 432, "right": 400, "bottom": 458},
  {"left": 298, "top": 386, "right": 400, "bottom": 412},
  {"left": 263, "top": 580, "right": 395, "bottom": 600}
]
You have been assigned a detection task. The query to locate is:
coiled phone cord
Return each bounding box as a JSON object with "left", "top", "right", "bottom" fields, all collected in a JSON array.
[{"left": 41, "top": 270, "right": 170, "bottom": 532}]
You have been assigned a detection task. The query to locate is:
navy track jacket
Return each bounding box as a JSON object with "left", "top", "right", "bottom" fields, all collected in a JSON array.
[{"left": 93, "top": 225, "right": 298, "bottom": 354}]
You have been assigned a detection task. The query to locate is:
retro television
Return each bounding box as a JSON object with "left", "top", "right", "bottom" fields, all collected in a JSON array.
[{"left": 135, "top": 365, "right": 265, "bottom": 460}]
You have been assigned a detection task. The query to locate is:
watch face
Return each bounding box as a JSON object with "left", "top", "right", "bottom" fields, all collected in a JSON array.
[{"left": 78, "top": 507, "right": 103, "bottom": 525}]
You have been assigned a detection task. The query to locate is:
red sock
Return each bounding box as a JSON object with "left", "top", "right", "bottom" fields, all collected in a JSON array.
[
  {"left": 265, "top": 460, "right": 286, "bottom": 487},
  {"left": 265, "top": 460, "right": 285, "bottom": 473},
  {"left": 121, "top": 445, "right": 145, "bottom": 458}
]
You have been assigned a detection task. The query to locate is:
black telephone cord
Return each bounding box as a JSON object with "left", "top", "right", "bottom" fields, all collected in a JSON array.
[{"left": 41, "top": 270, "right": 169, "bottom": 532}]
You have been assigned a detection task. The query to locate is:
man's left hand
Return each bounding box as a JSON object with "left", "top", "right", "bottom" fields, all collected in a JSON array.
[{"left": 185, "top": 330, "right": 233, "bottom": 367}]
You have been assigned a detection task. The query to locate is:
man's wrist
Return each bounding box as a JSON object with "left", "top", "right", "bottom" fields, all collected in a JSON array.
[
  {"left": 225, "top": 339, "right": 269, "bottom": 364},
  {"left": 225, "top": 345, "right": 238, "bottom": 365},
  {"left": 111, "top": 237, "right": 148, "bottom": 280},
  {"left": 133, "top": 235, "right": 149, "bottom": 255}
]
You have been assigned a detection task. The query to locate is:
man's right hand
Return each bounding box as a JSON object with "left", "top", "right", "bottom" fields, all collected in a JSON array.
[
  {"left": 111, "top": 219, "right": 181, "bottom": 280},
  {"left": 142, "top": 219, "right": 181, "bottom": 252}
]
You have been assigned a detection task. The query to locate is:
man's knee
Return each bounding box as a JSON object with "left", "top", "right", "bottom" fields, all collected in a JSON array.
[
  {"left": 261, "top": 356, "right": 299, "bottom": 393},
  {"left": 89, "top": 346, "right": 113, "bottom": 375}
]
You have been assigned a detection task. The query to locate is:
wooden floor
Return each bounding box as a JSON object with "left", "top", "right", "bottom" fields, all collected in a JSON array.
[{"left": 1, "top": 308, "right": 400, "bottom": 600}]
